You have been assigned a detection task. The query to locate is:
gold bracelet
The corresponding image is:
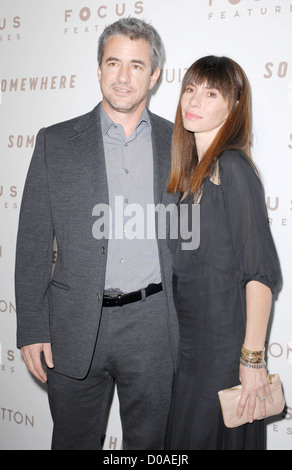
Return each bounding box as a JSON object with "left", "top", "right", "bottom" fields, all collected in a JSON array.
[
  {"left": 241, "top": 345, "right": 265, "bottom": 355},
  {"left": 241, "top": 345, "right": 265, "bottom": 358}
]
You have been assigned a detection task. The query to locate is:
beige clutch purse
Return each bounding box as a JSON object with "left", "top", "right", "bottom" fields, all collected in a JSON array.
[{"left": 218, "top": 374, "right": 285, "bottom": 428}]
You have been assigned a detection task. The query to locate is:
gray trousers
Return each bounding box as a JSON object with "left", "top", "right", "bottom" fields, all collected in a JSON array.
[{"left": 47, "top": 290, "right": 174, "bottom": 450}]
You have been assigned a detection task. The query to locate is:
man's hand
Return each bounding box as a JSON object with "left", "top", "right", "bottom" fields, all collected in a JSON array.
[{"left": 21, "top": 343, "right": 54, "bottom": 383}]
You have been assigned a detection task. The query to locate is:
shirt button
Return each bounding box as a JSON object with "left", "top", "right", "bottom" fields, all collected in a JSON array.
[
  {"left": 101, "top": 246, "right": 106, "bottom": 254},
  {"left": 96, "top": 293, "right": 101, "bottom": 301},
  {"left": 119, "top": 258, "right": 124, "bottom": 264}
]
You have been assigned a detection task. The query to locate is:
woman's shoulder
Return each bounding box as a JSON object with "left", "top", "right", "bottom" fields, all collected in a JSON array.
[
  {"left": 218, "top": 149, "right": 257, "bottom": 179},
  {"left": 218, "top": 148, "right": 252, "bottom": 168},
  {"left": 217, "top": 149, "right": 262, "bottom": 193}
]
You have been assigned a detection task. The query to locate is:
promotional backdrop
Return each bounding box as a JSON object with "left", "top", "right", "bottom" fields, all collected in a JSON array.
[{"left": 0, "top": 0, "right": 291, "bottom": 450}]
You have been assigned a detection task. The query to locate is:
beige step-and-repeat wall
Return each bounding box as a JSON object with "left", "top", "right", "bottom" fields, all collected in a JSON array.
[{"left": 0, "top": 0, "right": 291, "bottom": 450}]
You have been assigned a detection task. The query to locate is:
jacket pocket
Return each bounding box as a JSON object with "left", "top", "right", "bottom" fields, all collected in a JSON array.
[{"left": 50, "top": 279, "right": 70, "bottom": 291}]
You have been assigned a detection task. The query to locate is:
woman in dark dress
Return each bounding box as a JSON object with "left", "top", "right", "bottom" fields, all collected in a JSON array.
[{"left": 165, "top": 56, "right": 280, "bottom": 450}]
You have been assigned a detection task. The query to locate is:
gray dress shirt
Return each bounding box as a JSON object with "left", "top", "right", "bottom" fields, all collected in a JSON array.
[{"left": 100, "top": 106, "right": 161, "bottom": 293}]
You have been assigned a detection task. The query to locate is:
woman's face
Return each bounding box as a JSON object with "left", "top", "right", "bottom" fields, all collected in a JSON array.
[{"left": 181, "top": 81, "right": 230, "bottom": 138}]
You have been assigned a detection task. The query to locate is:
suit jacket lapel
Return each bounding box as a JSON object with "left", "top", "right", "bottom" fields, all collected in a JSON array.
[
  {"left": 69, "top": 103, "right": 109, "bottom": 204},
  {"left": 149, "top": 111, "right": 172, "bottom": 206},
  {"left": 69, "top": 105, "right": 173, "bottom": 208}
]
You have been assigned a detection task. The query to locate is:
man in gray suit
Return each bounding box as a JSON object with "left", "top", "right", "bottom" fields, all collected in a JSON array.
[{"left": 15, "top": 18, "right": 178, "bottom": 450}]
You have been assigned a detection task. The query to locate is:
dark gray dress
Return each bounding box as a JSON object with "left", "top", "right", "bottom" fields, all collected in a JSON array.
[{"left": 165, "top": 149, "right": 280, "bottom": 450}]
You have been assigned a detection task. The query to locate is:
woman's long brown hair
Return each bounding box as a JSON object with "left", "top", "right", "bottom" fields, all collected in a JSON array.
[{"left": 167, "top": 56, "right": 253, "bottom": 197}]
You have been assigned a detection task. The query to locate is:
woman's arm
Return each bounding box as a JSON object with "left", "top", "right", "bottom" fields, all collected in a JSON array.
[{"left": 237, "top": 280, "right": 273, "bottom": 422}]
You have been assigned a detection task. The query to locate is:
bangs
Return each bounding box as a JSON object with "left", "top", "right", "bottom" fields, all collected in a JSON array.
[{"left": 183, "top": 56, "right": 239, "bottom": 101}]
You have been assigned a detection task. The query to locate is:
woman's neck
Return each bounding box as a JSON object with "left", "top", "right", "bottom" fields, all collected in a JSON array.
[
  {"left": 194, "top": 123, "right": 224, "bottom": 161},
  {"left": 194, "top": 132, "right": 212, "bottom": 162}
]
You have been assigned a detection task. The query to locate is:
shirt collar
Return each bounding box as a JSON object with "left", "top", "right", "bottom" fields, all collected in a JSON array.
[{"left": 100, "top": 104, "right": 151, "bottom": 137}]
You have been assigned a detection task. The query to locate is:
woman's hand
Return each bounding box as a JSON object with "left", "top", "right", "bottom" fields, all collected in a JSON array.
[{"left": 236, "top": 364, "right": 273, "bottom": 423}]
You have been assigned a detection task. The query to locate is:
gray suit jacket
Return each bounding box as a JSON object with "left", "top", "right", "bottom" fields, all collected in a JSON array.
[{"left": 15, "top": 103, "right": 178, "bottom": 378}]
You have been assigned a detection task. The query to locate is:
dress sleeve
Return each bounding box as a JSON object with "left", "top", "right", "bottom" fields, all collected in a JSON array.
[{"left": 219, "top": 149, "right": 280, "bottom": 293}]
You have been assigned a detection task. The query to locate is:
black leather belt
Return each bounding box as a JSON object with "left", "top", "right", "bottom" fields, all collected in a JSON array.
[{"left": 102, "top": 283, "right": 162, "bottom": 307}]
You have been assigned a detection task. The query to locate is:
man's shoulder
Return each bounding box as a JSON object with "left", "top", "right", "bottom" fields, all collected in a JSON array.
[
  {"left": 45, "top": 104, "right": 100, "bottom": 137},
  {"left": 147, "top": 109, "right": 174, "bottom": 134}
]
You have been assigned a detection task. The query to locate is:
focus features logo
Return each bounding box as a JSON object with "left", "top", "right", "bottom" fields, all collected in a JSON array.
[
  {"left": 0, "top": 343, "right": 15, "bottom": 374},
  {"left": 0, "top": 185, "right": 18, "bottom": 210},
  {"left": 64, "top": 1, "right": 144, "bottom": 35},
  {"left": 207, "top": 0, "right": 292, "bottom": 20},
  {"left": 267, "top": 197, "right": 292, "bottom": 228},
  {"left": 0, "top": 15, "right": 21, "bottom": 42}
]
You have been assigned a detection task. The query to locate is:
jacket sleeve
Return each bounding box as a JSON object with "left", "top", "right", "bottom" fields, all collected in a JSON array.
[{"left": 15, "top": 128, "right": 54, "bottom": 348}]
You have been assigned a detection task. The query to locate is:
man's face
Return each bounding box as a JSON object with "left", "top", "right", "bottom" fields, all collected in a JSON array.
[{"left": 98, "top": 35, "right": 160, "bottom": 118}]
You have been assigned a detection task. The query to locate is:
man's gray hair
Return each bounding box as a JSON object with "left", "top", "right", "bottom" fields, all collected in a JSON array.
[{"left": 97, "top": 17, "right": 164, "bottom": 73}]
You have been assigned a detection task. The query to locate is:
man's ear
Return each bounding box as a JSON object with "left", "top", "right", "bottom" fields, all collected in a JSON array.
[
  {"left": 97, "top": 65, "right": 101, "bottom": 83},
  {"left": 149, "top": 67, "right": 161, "bottom": 90}
]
